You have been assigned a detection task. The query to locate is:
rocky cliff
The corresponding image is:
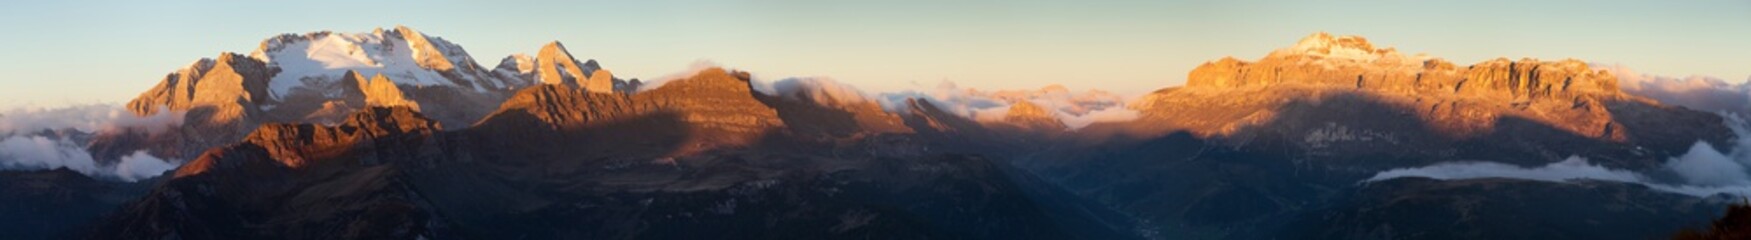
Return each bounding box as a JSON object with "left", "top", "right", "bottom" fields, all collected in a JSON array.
[
  {"left": 1130, "top": 32, "right": 1730, "bottom": 170},
  {"left": 113, "top": 53, "right": 271, "bottom": 162},
  {"left": 100, "top": 27, "right": 575, "bottom": 163},
  {"left": 346, "top": 71, "right": 421, "bottom": 111},
  {"left": 475, "top": 67, "right": 783, "bottom": 157},
  {"left": 1185, "top": 37, "right": 1621, "bottom": 100},
  {"left": 126, "top": 53, "right": 272, "bottom": 117}
]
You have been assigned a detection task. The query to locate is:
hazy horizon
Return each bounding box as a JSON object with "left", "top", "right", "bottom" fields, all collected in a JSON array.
[{"left": 2, "top": 0, "right": 1747, "bottom": 109}]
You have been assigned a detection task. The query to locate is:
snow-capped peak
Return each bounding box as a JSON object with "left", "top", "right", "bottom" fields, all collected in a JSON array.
[
  {"left": 1266, "top": 32, "right": 1432, "bottom": 71},
  {"left": 249, "top": 26, "right": 507, "bottom": 100},
  {"left": 1274, "top": 32, "right": 1403, "bottom": 62},
  {"left": 498, "top": 54, "right": 535, "bottom": 74}
]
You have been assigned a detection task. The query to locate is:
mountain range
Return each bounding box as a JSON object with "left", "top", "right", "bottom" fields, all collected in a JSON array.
[{"left": 2, "top": 26, "right": 1743, "bottom": 239}]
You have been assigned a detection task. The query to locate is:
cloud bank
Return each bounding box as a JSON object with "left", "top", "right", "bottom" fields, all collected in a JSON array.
[
  {"left": 0, "top": 135, "right": 176, "bottom": 182},
  {"left": 630, "top": 60, "right": 1147, "bottom": 130},
  {"left": 0, "top": 104, "right": 183, "bottom": 135},
  {"left": 872, "top": 81, "right": 1140, "bottom": 129},
  {"left": 1596, "top": 63, "right": 1751, "bottom": 117},
  {"left": 754, "top": 77, "right": 874, "bottom": 107},
  {"left": 1367, "top": 115, "right": 1751, "bottom": 197},
  {"left": 0, "top": 104, "right": 184, "bottom": 182},
  {"left": 1366, "top": 156, "right": 1644, "bottom": 183},
  {"left": 635, "top": 60, "right": 725, "bottom": 93}
]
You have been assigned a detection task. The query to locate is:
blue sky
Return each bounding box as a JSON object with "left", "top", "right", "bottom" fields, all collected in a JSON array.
[{"left": 1, "top": 0, "right": 1746, "bottom": 109}]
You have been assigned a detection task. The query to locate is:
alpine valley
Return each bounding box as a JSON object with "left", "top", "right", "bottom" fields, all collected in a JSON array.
[{"left": 5, "top": 26, "right": 1747, "bottom": 240}]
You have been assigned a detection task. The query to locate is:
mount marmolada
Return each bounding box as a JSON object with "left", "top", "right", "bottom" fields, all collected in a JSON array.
[{"left": 3, "top": 27, "right": 1742, "bottom": 240}]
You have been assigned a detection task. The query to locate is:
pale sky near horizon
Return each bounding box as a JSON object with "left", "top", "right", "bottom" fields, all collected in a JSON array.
[{"left": 1, "top": 0, "right": 1746, "bottom": 109}]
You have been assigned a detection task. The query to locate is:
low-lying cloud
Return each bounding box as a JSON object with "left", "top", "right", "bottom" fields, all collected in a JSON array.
[
  {"left": 1367, "top": 66, "right": 1751, "bottom": 197},
  {"left": 754, "top": 77, "right": 874, "bottom": 107},
  {"left": 0, "top": 104, "right": 183, "bottom": 182},
  {"left": 872, "top": 81, "right": 1140, "bottom": 129},
  {"left": 0, "top": 135, "right": 176, "bottom": 182},
  {"left": 635, "top": 60, "right": 724, "bottom": 93},
  {"left": 627, "top": 63, "right": 1146, "bottom": 130},
  {"left": 1367, "top": 115, "right": 1751, "bottom": 197},
  {"left": 0, "top": 104, "right": 183, "bottom": 135},
  {"left": 1366, "top": 156, "right": 1644, "bottom": 183},
  {"left": 1596, "top": 63, "right": 1751, "bottom": 117}
]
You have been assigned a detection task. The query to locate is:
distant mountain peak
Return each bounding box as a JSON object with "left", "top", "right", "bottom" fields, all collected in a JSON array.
[
  {"left": 535, "top": 41, "right": 612, "bottom": 93},
  {"left": 388, "top": 25, "right": 458, "bottom": 72},
  {"left": 1189, "top": 32, "right": 1623, "bottom": 101},
  {"left": 1145, "top": 32, "right": 1726, "bottom": 161},
  {"left": 1277, "top": 32, "right": 1397, "bottom": 61},
  {"left": 247, "top": 26, "right": 522, "bottom": 99}
]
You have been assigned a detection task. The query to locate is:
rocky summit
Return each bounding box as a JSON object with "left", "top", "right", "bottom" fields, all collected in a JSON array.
[{"left": 1131, "top": 32, "right": 1729, "bottom": 170}]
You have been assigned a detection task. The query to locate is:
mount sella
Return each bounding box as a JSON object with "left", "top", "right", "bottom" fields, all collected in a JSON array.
[{"left": 9, "top": 26, "right": 1737, "bottom": 240}]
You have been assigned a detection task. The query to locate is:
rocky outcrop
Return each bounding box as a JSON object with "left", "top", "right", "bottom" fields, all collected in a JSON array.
[
  {"left": 533, "top": 41, "right": 602, "bottom": 90},
  {"left": 902, "top": 99, "right": 985, "bottom": 137},
  {"left": 125, "top": 52, "right": 271, "bottom": 118},
  {"left": 1185, "top": 33, "right": 1622, "bottom": 100},
  {"left": 997, "top": 101, "right": 1067, "bottom": 132},
  {"left": 1134, "top": 32, "right": 1732, "bottom": 170},
  {"left": 392, "top": 25, "right": 457, "bottom": 72},
  {"left": 584, "top": 69, "right": 616, "bottom": 94},
  {"left": 492, "top": 53, "right": 536, "bottom": 82},
  {"left": 112, "top": 53, "right": 271, "bottom": 163},
  {"left": 178, "top": 106, "right": 441, "bottom": 175},
  {"left": 345, "top": 72, "right": 421, "bottom": 111},
  {"left": 477, "top": 67, "right": 783, "bottom": 156}
]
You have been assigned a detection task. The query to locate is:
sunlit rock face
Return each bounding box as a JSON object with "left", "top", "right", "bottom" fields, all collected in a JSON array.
[
  {"left": 525, "top": 41, "right": 623, "bottom": 93},
  {"left": 1186, "top": 32, "right": 1620, "bottom": 99},
  {"left": 1132, "top": 32, "right": 1730, "bottom": 170},
  {"left": 995, "top": 101, "right": 1067, "bottom": 132},
  {"left": 103, "top": 27, "right": 539, "bottom": 163},
  {"left": 119, "top": 53, "right": 270, "bottom": 162},
  {"left": 478, "top": 67, "right": 784, "bottom": 156},
  {"left": 127, "top": 53, "right": 272, "bottom": 117},
  {"left": 343, "top": 71, "right": 421, "bottom": 111},
  {"left": 533, "top": 41, "right": 599, "bottom": 88},
  {"left": 176, "top": 106, "right": 440, "bottom": 176}
]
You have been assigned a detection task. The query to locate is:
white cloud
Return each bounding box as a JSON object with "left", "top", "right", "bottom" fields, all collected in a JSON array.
[
  {"left": 1664, "top": 141, "right": 1750, "bottom": 186},
  {"left": 632, "top": 61, "right": 1143, "bottom": 129},
  {"left": 0, "top": 104, "right": 183, "bottom": 135},
  {"left": 756, "top": 77, "right": 874, "bottom": 106},
  {"left": 635, "top": 60, "right": 724, "bottom": 92},
  {"left": 0, "top": 135, "right": 178, "bottom": 182},
  {"left": 1366, "top": 114, "right": 1751, "bottom": 197},
  {"left": 0, "top": 135, "right": 99, "bottom": 174},
  {"left": 1062, "top": 106, "right": 1141, "bottom": 129},
  {"left": 113, "top": 150, "right": 180, "bottom": 182},
  {"left": 873, "top": 80, "right": 1138, "bottom": 129},
  {"left": 1595, "top": 63, "right": 1751, "bottom": 117},
  {"left": 0, "top": 104, "right": 183, "bottom": 182},
  {"left": 1366, "top": 156, "right": 1645, "bottom": 183}
]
